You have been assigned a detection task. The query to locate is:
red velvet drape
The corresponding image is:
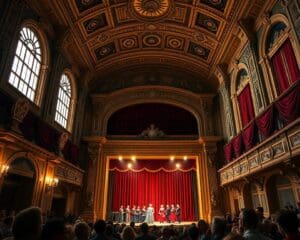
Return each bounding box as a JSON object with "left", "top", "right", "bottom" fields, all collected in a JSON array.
[
  {"left": 224, "top": 143, "right": 233, "bottom": 163},
  {"left": 232, "top": 134, "right": 243, "bottom": 158},
  {"left": 242, "top": 121, "right": 256, "bottom": 151},
  {"left": 272, "top": 40, "right": 300, "bottom": 94},
  {"left": 255, "top": 106, "right": 274, "bottom": 139},
  {"left": 275, "top": 84, "right": 300, "bottom": 124},
  {"left": 238, "top": 85, "right": 255, "bottom": 126},
  {"left": 111, "top": 170, "right": 195, "bottom": 221}
]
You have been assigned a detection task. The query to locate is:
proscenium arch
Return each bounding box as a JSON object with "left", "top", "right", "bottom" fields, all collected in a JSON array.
[{"left": 93, "top": 86, "right": 211, "bottom": 137}]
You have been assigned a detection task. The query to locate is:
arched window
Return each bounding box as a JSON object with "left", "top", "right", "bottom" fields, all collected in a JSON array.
[
  {"left": 236, "top": 69, "right": 255, "bottom": 127},
  {"left": 55, "top": 72, "right": 76, "bottom": 131},
  {"left": 8, "top": 24, "right": 48, "bottom": 104},
  {"left": 268, "top": 23, "right": 300, "bottom": 94},
  {"left": 259, "top": 15, "right": 300, "bottom": 99}
]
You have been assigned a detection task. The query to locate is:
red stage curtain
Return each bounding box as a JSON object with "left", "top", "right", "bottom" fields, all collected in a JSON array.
[
  {"left": 110, "top": 170, "right": 196, "bottom": 221},
  {"left": 238, "top": 85, "right": 255, "bottom": 126},
  {"left": 224, "top": 143, "right": 232, "bottom": 163},
  {"left": 232, "top": 134, "right": 243, "bottom": 158},
  {"left": 275, "top": 84, "right": 300, "bottom": 124},
  {"left": 272, "top": 40, "right": 300, "bottom": 94},
  {"left": 242, "top": 121, "right": 256, "bottom": 151},
  {"left": 255, "top": 106, "right": 274, "bottom": 139}
]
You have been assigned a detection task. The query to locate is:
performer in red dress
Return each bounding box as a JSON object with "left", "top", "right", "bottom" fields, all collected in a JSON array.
[
  {"left": 158, "top": 204, "right": 165, "bottom": 223},
  {"left": 170, "top": 204, "right": 176, "bottom": 223}
]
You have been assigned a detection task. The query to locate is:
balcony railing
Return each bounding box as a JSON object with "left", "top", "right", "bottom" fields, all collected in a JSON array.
[{"left": 223, "top": 81, "right": 300, "bottom": 165}]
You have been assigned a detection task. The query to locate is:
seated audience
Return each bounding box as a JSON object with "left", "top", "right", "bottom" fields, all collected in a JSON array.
[
  {"left": 74, "top": 222, "right": 91, "bottom": 240},
  {"left": 211, "top": 217, "right": 227, "bottom": 240},
  {"left": 40, "top": 218, "right": 67, "bottom": 240},
  {"left": 12, "top": 207, "right": 42, "bottom": 240},
  {"left": 121, "top": 226, "right": 135, "bottom": 240},
  {"left": 91, "top": 220, "right": 107, "bottom": 240},
  {"left": 239, "top": 208, "right": 271, "bottom": 240},
  {"left": 276, "top": 209, "right": 300, "bottom": 240},
  {"left": 135, "top": 223, "right": 157, "bottom": 240}
]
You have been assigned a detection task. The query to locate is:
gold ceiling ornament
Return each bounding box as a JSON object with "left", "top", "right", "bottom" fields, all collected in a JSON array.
[{"left": 130, "top": 0, "right": 173, "bottom": 21}]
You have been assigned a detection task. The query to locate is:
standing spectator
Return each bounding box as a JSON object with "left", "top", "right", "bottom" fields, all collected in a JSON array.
[{"left": 276, "top": 209, "right": 300, "bottom": 240}]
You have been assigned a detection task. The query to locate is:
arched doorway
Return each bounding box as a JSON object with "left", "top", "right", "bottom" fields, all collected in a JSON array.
[
  {"left": 0, "top": 157, "right": 36, "bottom": 212},
  {"left": 266, "top": 175, "right": 296, "bottom": 214},
  {"left": 51, "top": 184, "right": 67, "bottom": 217}
]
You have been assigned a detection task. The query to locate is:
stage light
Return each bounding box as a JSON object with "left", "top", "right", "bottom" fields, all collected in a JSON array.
[
  {"left": 183, "top": 156, "right": 188, "bottom": 161},
  {"left": 127, "top": 163, "right": 132, "bottom": 169},
  {"left": 131, "top": 156, "right": 136, "bottom": 161},
  {"left": 176, "top": 163, "right": 181, "bottom": 169},
  {"left": 170, "top": 156, "right": 175, "bottom": 161},
  {"left": 118, "top": 156, "right": 123, "bottom": 161}
]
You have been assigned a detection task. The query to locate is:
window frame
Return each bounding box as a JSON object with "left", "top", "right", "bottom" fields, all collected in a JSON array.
[
  {"left": 7, "top": 20, "right": 49, "bottom": 106},
  {"left": 54, "top": 70, "right": 77, "bottom": 132}
]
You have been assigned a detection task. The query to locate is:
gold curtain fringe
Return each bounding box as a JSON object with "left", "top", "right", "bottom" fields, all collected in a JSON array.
[{"left": 109, "top": 167, "right": 196, "bottom": 173}]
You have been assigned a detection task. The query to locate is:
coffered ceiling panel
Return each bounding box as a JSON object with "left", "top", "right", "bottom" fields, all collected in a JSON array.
[{"left": 28, "top": 0, "right": 269, "bottom": 89}]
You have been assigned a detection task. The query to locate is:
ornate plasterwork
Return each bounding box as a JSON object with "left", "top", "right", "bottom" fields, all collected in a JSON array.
[
  {"left": 131, "top": 0, "right": 173, "bottom": 21},
  {"left": 90, "top": 86, "right": 215, "bottom": 137}
]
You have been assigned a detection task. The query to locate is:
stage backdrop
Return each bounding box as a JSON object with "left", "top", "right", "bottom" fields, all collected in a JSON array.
[{"left": 107, "top": 159, "right": 198, "bottom": 221}]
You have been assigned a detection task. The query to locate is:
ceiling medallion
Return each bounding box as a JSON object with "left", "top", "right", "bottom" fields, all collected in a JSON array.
[
  {"left": 130, "top": 0, "right": 173, "bottom": 22},
  {"left": 143, "top": 34, "right": 162, "bottom": 47}
]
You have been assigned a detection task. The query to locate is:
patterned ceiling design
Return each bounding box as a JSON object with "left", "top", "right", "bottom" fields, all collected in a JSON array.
[{"left": 30, "top": 0, "right": 267, "bottom": 88}]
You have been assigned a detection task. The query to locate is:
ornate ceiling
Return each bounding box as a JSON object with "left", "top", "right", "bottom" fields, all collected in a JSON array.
[{"left": 28, "top": 0, "right": 268, "bottom": 90}]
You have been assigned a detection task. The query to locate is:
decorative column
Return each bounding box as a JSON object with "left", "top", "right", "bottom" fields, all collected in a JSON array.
[
  {"left": 81, "top": 139, "right": 105, "bottom": 221},
  {"left": 219, "top": 84, "right": 235, "bottom": 139},
  {"left": 199, "top": 137, "right": 223, "bottom": 220}
]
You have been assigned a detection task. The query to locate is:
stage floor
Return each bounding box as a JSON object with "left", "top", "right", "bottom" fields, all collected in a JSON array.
[{"left": 115, "top": 221, "right": 197, "bottom": 227}]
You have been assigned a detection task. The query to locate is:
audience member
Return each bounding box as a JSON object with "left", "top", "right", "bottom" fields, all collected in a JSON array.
[
  {"left": 135, "top": 223, "right": 156, "bottom": 240},
  {"left": 74, "top": 222, "right": 91, "bottom": 240},
  {"left": 121, "top": 226, "right": 135, "bottom": 240},
  {"left": 239, "top": 208, "right": 271, "bottom": 240},
  {"left": 276, "top": 209, "right": 300, "bottom": 240},
  {"left": 92, "top": 220, "right": 108, "bottom": 240},
  {"left": 40, "top": 218, "right": 66, "bottom": 240},
  {"left": 211, "top": 217, "right": 227, "bottom": 240},
  {"left": 12, "top": 207, "right": 42, "bottom": 240}
]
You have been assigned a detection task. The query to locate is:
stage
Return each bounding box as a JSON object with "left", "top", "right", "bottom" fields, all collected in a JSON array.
[{"left": 113, "top": 221, "right": 197, "bottom": 227}]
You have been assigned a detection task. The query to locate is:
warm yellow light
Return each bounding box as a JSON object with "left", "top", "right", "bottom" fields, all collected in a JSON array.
[
  {"left": 128, "top": 163, "right": 133, "bottom": 169},
  {"left": 118, "top": 156, "right": 123, "bottom": 161},
  {"left": 176, "top": 163, "right": 181, "bottom": 169},
  {"left": 183, "top": 156, "right": 188, "bottom": 161},
  {"left": 131, "top": 156, "right": 136, "bottom": 161},
  {"left": 170, "top": 156, "right": 175, "bottom": 161},
  {"left": 45, "top": 176, "right": 59, "bottom": 187}
]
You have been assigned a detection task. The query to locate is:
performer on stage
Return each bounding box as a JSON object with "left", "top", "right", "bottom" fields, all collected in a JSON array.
[
  {"left": 119, "top": 205, "right": 124, "bottom": 223},
  {"left": 165, "top": 204, "right": 170, "bottom": 223},
  {"left": 132, "top": 205, "right": 136, "bottom": 222},
  {"left": 170, "top": 204, "right": 176, "bottom": 223},
  {"left": 125, "top": 205, "right": 131, "bottom": 223},
  {"left": 158, "top": 204, "right": 165, "bottom": 223},
  {"left": 175, "top": 204, "right": 181, "bottom": 223},
  {"left": 141, "top": 206, "right": 147, "bottom": 223},
  {"left": 145, "top": 203, "right": 154, "bottom": 224},
  {"left": 136, "top": 206, "right": 141, "bottom": 223}
]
